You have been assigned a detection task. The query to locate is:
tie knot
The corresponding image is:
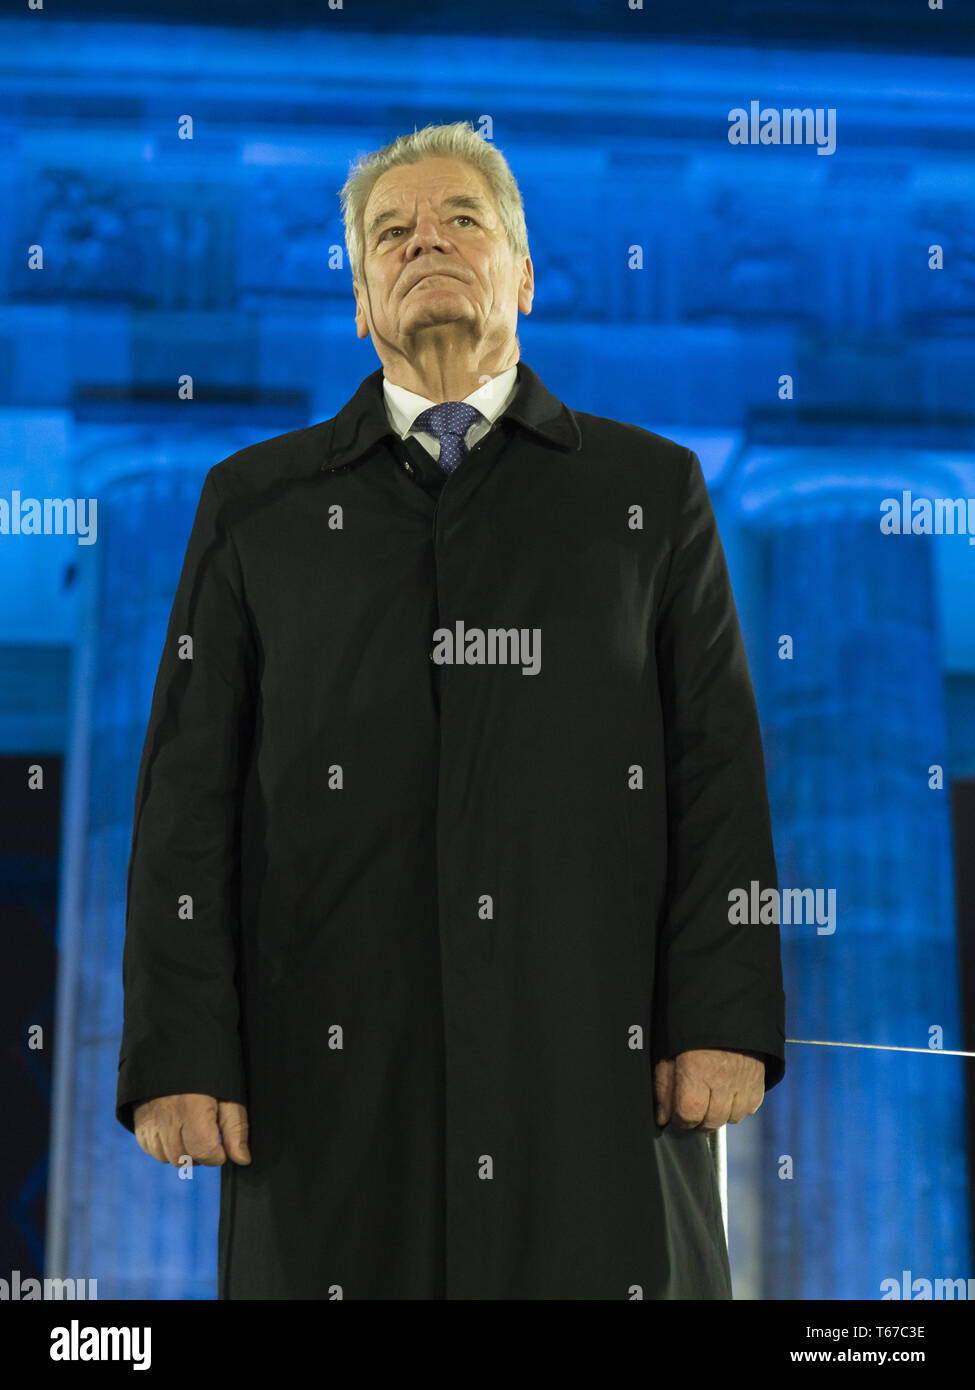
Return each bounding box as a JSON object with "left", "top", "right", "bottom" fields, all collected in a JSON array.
[
  {"left": 413, "top": 400, "right": 484, "bottom": 440},
  {"left": 413, "top": 401, "right": 485, "bottom": 476}
]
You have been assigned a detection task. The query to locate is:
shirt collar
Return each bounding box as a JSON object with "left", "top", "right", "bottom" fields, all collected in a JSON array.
[
  {"left": 319, "top": 360, "right": 582, "bottom": 473},
  {"left": 382, "top": 364, "right": 518, "bottom": 439}
]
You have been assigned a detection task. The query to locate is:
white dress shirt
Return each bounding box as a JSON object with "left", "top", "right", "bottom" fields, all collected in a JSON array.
[{"left": 382, "top": 364, "right": 519, "bottom": 462}]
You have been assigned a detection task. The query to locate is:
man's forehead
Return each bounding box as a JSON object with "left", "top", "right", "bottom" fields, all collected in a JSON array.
[{"left": 367, "top": 159, "right": 492, "bottom": 210}]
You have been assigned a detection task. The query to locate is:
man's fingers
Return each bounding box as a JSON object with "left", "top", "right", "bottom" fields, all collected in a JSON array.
[
  {"left": 700, "top": 1091, "right": 735, "bottom": 1130},
  {"left": 138, "top": 1130, "right": 167, "bottom": 1163},
  {"left": 180, "top": 1115, "right": 228, "bottom": 1167},
  {"left": 130, "top": 1095, "right": 252, "bottom": 1168},
  {"left": 691, "top": 1079, "right": 765, "bottom": 1129},
  {"left": 660, "top": 1050, "right": 769, "bottom": 1129},
  {"left": 742, "top": 1090, "right": 764, "bottom": 1121},
  {"left": 727, "top": 1087, "right": 762, "bottom": 1124},
  {"left": 159, "top": 1095, "right": 213, "bottom": 1166},
  {"left": 157, "top": 1121, "right": 189, "bottom": 1167},
  {"left": 724, "top": 1079, "right": 765, "bottom": 1125},
  {"left": 726, "top": 1090, "right": 747, "bottom": 1124},
  {"left": 133, "top": 1093, "right": 226, "bottom": 1167},
  {"left": 670, "top": 1071, "right": 710, "bottom": 1129},
  {"left": 653, "top": 1058, "right": 674, "bottom": 1125},
  {"left": 218, "top": 1101, "right": 252, "bottom": 1165}
]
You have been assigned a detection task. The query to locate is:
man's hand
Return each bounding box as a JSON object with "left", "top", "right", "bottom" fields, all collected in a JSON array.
[
  {"left": 133, "top": 1094, "right": 251, "bottom": 1167},
  {"left": 653, "top": 1049, "right": 766, "bottom": 1130}
]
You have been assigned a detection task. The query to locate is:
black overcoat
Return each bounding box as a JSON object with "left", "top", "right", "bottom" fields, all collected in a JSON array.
[{"left": 115, "top": 360, "right": 786, "bottom": 1300}]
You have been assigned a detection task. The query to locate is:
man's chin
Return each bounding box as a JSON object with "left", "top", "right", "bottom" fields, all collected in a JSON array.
[{"left": 405, "top": 308, "right": 474, "bottom": 333}]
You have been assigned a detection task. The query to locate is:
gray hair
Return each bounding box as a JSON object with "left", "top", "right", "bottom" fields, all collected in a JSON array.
[{"left": 339, "top": 120, "right": 530, "bottom": 285}]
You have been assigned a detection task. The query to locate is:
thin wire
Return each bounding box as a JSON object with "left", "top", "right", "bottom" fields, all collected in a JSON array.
[{"left": 787, "top": 1038, "right": 975, "bottom": 1058}]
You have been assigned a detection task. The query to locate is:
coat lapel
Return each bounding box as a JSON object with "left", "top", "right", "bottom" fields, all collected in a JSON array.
[{"left": 319, "top": 361, "right": 582, "bottom": 473}]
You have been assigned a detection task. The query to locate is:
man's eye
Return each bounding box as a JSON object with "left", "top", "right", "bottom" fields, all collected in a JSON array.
[{"left": 381, "top": 216, "right": 475, "bottom": 241}]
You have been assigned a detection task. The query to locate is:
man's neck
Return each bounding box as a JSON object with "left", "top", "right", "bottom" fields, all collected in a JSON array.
[{"left": 381, "top": 341, "right": 519, "bottom": 403}]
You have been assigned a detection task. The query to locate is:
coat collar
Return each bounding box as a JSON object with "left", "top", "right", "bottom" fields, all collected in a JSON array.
[{"left": 319, "top": 360, "right": 582, "bottom": 472}]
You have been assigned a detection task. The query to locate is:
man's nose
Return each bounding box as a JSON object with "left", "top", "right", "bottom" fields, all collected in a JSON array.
[{"left": 406, "top": 215, "right": 450, "bottom": 253}]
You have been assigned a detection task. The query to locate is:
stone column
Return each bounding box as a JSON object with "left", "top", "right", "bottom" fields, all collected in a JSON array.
[
  {"left": 734, "top": 447, "right": 971, "bottom": 1300},
  {"left": 47, "top": 429, "right": 258, "bottom": 1299}
]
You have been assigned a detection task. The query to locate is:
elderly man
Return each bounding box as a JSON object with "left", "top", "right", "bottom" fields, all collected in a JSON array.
[{"left": 116, "top": 120, "right": 786, "bottom": 1300}]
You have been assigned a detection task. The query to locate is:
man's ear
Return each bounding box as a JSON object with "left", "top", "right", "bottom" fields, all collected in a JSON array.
[
  {"left": 517, "top": 255, "right": 534, "bottom": 316},
  {"left": 353, "top": 279, "right": 370, "bottom": 340}
]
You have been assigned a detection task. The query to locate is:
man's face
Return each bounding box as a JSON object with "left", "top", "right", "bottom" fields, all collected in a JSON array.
[{"left": 353, "top": 156, "right": 533, "bottom": 356}]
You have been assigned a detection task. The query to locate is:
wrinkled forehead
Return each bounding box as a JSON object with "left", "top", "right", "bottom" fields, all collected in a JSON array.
[{"left": 365, "top": 158, "right": 496, "bottom": 223}]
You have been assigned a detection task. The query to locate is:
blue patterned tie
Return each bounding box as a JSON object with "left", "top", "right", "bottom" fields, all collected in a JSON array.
[{"left": 413, "top": 401, "right": 485, "bottom": 476}]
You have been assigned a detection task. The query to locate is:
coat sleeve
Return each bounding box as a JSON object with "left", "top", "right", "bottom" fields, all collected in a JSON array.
[
  {"left": 651, "top": 448, "right": 786, "bottom": 1092},
  {"left": 115, "top": 465, "right": 257, "bottom": 1133}
]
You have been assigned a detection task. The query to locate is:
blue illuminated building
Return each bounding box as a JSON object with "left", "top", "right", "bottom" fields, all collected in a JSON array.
[{"left": 0, "top": 10, "right": 972, "bottom": 1299}]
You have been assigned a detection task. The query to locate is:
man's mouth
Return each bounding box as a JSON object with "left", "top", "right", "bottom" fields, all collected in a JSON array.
[{"left": 409, "top": 272, "right": 461, "bottom": 291}]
